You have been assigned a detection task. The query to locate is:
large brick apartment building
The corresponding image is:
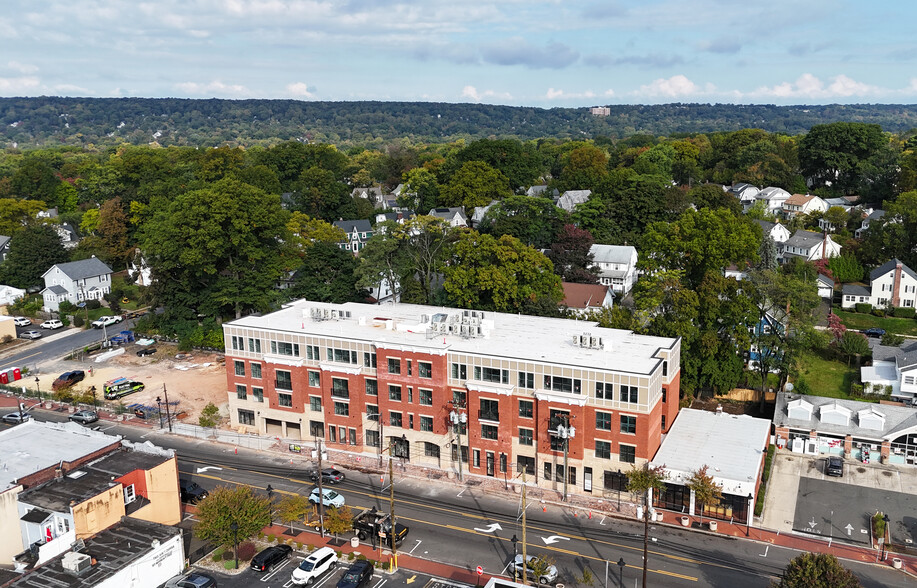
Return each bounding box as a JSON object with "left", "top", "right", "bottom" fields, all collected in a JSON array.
[{"left": 223, "top": 300, "right": 680, "bottom": 497}]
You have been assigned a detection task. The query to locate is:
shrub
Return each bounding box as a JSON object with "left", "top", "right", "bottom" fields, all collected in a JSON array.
[
  {"left": 73, "top": 315, "right": 85, "bottom": 328},
  {"left": 211, "top": 552, "right": 222, "bottom": 562},
  {"left": 871, "top": 308, "right": 885, "bottom": 317},
  {"left": 86, "top": 299, "right": 102, "bottom": 310},
  {"left": 237, "top": 541, "right": 257, "bottom": 562},
  {"left": 348, "top": 552, "right": 355, "bottom": 561},
  {"left": 296, "top": 542, "right": 303, "bottom": 550},
  {"left": 855, "top": 303, "right": 872, "bottom": 314},
  {"left": 892, "top": 307, "right": 916, "bottom": 319},
  {"left": 266, "top": 534, "right": 275, "bottom": 543},
  {"left": 794, "top": 379, "right": 812, "bottom": 396},
  {"left": 223, "top": 559, "right": 236, "bottom": 570},
  {"left": 213, "top": 546, "right": 225, "bottom": 557},
  {"left": 881, "top": 332, "right": 905, "bottom": 347}
]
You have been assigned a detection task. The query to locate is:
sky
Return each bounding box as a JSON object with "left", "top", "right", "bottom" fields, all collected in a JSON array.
[{"left": 1, "top": 0, "right": 916, "bottom": 107}]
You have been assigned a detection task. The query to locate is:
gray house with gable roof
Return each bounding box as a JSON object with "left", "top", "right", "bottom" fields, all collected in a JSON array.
[{"left": 41, "top": 257, "right": 113, "bottom": 312}]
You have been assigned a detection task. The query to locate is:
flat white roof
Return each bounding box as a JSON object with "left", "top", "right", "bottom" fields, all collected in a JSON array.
[
  {"left": 650, "top": 408, "right": 770, "bottom": 497},
  {"left": 0, "top": 420, "right": 120, "bottom": 492},
  {"left": 228, "top": 300, "right": 679, "bottom": 377}
]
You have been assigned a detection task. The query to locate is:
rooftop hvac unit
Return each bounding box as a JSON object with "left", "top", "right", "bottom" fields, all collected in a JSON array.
[
  {"left": 421, "top": 314, "right": 429, "bottom": 323},
  {"left": 323, "top": 308, "right": 331, "bottom": 319},
  {"left": 343, "top": 311, "right": 352, "bottom": 318},
  {"left": 62, "top": 552, "right": 91, "bottom": 575},
  {"left": 475, "top": 326, "right": 483, "bottom": 337},
  {"left": 590, "top": 337, "right": 598, "bottom": 348},
  {"left": 460, "top": 324, "right": 470, "bottom": 336},
  {"left": 331, "top": 310, "right": 339, "bottom": 319}
]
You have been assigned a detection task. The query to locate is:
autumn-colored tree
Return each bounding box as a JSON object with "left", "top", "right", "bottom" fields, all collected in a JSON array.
[
  {"left": 193, "top": 486, "right": 271, "bottom": 551},
  {"left": 323, "top": 505, "right": 354, "bottom": 540},
  {"left": 97, "top": 197, "right": 132, "bottom": 269},
  {"left": 686, "top": 465, "right": 722, "bottom": 526},
  {"left": 274, "top": 494, "right": 312, "bottom": 534},
  {"left": 627, "top": 463, "right": 667, "bottom": 588}
]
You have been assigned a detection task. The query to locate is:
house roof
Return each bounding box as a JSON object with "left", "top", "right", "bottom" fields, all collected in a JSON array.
[
  {"left": 900, "top": 340, "right": 917, "bottom": 370},
  {"left": 559, "top": 190, "right": 591, "bottom": 202},
  {"left": 589, "top": 244, "right": 637, "bottom": 265},
  {"left": 869, "top": 258, "right": 917, "bottom": 283},
  {"left": 561, "top": 282, "right": 612, "bottom": 309},
  {"left": 816, "top": 274, "right": 834, "bottom": 287},
  {"left": 333, "top": 219, "right": 372, "bottom": 234},
  {"left": 43, "top": 285, "right": 68, "bottom": 295},
  {"left": 774, "top": 391, "right": 917, "bottom": 441},
  {"left": 865, "top": 209, "right": 886, "bottom": 221},
  {"left": 784, "top": 193, "right": 817, "bottom": 206},
  {"left": 757, "top": 187, "right": 791, "bottom": 200},
  {"left": 428, "top": 207, "right": 467, "bottom": 222},
  {"left": 44, "top": 257, "right": 113, "bottom": 281},
  {"left": 753, "top": 219, "right": 776, "bottom": 232},
  {"left": 20, "top": 508, "right": 52, "bottom": 524},
  {"left": 842, "top": 283, "right": 870, "bottom": 297},
  {"left": 0, "top": 235, "right": 10, "bottom": 249},
  {"left": 784, "top": 229, "right": 827, "bottom": 249}
]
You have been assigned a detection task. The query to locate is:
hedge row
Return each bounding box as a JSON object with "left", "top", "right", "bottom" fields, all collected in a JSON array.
[{"left": 754, "top": 444, "right": 777, "bottom": 517}]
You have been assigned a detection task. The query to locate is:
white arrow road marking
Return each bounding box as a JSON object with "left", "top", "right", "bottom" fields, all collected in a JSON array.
[
  {"left": 474, "top": 523, "right": 502, "bottom": 533},
  {"left": 541, "top": 535, "right": 571, "bottom": 545},
  {"left": 196, "top": 466, "right": 223, "bottom": 473},
  {"left": 845, "top": 524, "right": 854, "bottom": 536}
]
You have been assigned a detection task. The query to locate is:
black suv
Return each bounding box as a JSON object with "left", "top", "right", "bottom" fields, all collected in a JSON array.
[
  {"left": 336, "top": 561, "right": 373, "bottom": 588},
  {"left": 826, "top": 456, "right": 844, "bottom": 477},
  {"left": 251, "top": 545, "right": 293, "bottom": 572},
  {"left": 309, "top": 468, "right": 345, "bottom": 484},
  {"left": 178, "top": 478, "right": 209, "bottom": 503},
  {"left": 52, "top": 370, "right": 85, "bottom": 391}
]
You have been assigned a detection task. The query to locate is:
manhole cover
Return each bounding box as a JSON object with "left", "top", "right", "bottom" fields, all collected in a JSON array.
[
  {"left": 857, "top": 467, "right": 866, "bottom": 473},
  {"left": 882, "top": 471, "right": 893, "bottom": 477}
]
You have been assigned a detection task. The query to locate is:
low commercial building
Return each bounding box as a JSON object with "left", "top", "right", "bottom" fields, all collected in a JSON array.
[
  {"left": 224, "top": 299, "right": 681, "bottom": 499},
  {"left": 650, "top": 408, "right": 771, "bottom": 525}
]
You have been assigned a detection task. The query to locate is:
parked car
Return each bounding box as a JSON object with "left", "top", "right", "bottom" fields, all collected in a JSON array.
[
  {"left": 863, "top": 327, "right": 886, "bottom": 338},
  {"left": 2, "top": 411, "right": 31, "bottom": 424},
  {"left": 69, "top": 410, "right": 99, "bottom": 425},
  {"left": 136, "top": 347, "right": 157, "bottom": 357},
  {"left": 12, "top": 316, "right": 31, "bottom": 327},
  {"left": 251, "top": 544, "right": 293, "bottom": 572},
  {"left": 309, "top": 487, "right": 345, "bottom": 509},
  {"left": 291, "top": 546, "right": 338, "bottom": 585},
  {"left": 91, "top": 315, "right": 123, "bottom": 329},
  {"left": 52, "top": 370, "right": 85, "bottom": 391},
  {"left": 336, "top": 561, "right": 373, "bottom": 588},
  {"left": 826, "top": 456, "right": 844, "bottom": 477},
  {"left": 19, "top": 330, "right": 42, "bottom": 339},
  {"left": 40, "top": 319, "right": 63, "bottom": 329},
  {"left": 511, "top": 554, "right": 558, "bottom": 585},
  {"left": 308, "top": 468, "right": 345, "bottom": 484},
  {"left": 178, "top": 478, "right": 209, "bottom": 503},
  {"left": 163, "top": 572, "right": 217, "bottom": 588}
]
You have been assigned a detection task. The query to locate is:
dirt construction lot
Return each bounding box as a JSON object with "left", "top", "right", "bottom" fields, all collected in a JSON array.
[{"left": 34, "top": 343, "right": 228, "bottom": 421}]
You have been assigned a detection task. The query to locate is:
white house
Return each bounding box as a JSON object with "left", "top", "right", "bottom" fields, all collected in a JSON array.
[
  {"left": 0, "top": 284, "right": 26, "bottom": 306},
  {"left": 728, "top": 183, "right": 760, "bottom": 209},
  {"left": 755, "top": 187, "right": 792, "bottom": 213},
  {"left": 41, "top": 257, "right": 113, "bottom": 312},
  {"left": 816, "top": 274, "right": 835, "bottom": 299},
  {"left": 470, "top": 201, "right": 498, "bottom": 228},
  {"left": 560, "top": 282, "right": 614, "bottom": 315},
  {"left": 781, "top": 230, "right": 841, "bottom": 262},
  {"left": 753, "top": 219, "right": 791, "bottom": 245},
  {"left": 855, "top": 209, "right": 885, "bottom": 239},
  {"left": 842, "top": 259, "right": 917, "bottom": 310},
  {"left": 782, "top": 193, "right": 828, "bottom": 220},
  {"left": 0, "top": 235, "right": 10, "bottom": 263},
  {"left": 54, "top": 223, "right": 80, "bottom": 250},
  {"left": 589, "top": 244, "right": 638, "bottom": 295},
  {"left": 556, "top": 190, "right": 591, "bottom": 213},
  {"left": 428, "top": 207, "right": 468, "bottom": 228},
  {"left": 525, "top": 185, "right": 559, "bottom": 199},
  {"left": 862, "top": 341, "right": 917, "bottom": 404}
]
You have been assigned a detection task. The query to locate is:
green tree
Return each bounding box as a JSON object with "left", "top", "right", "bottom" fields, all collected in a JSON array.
[
  {"left": 193, "top": 486, "right": 271, "bottom": 552},
  {"left": 838, "top": 331, "right": 870, "bottom": 365},
  {"left": 288, "top": 242, "right": 364, "bottom": 303},
  {"left": 439, "top": 161, "right": 512, "bottom": 211},
  {"left": 0, "top": 224, "right": 70, "bottom": 289},
  {"left": 399, "top": 167, "right": 440, "bottom": 212},
  {"left": 289, "top": 166, "right": 352, "bottom": 221},
  {"left": 198, "top": 402, "right": 220, "bottom": 428},
  {"left": 447, "top": 138, "right": 543, "bottom": 191},
  {"left": 478, "top": 195, "right": 564, "bottom": 249},
  {"left": 97, "top": 197, "right": 132, "bottom": 269},
  {"left": 274, "top": 494, "right": 312, "bottom": 534},
  {"left": 827, "top": 255, "right": 864, "bottom": 283},
  {"left": 686, "top": 465, "right": 722, "bottom": 526},
  {"left": 859, "top": 191, "right": 917, "bottom": 270},
  {"left": 773, "top": 552, "right": 861, "bottom": 588},
  {"left": 557, "top": 144, "right": 608, "bottom": 191},
  {"left": 401, "top": 216, "right": 456, "bottom": 304},
  {"left": 689, "top": 184, "right": 741, "bottom": 214},
  {"left": 627, "top": 463, "right": 667, "bottom": 588},
  {"left": 799, "top": 122, "right": 887, "bottom": 194},
  {"left": 443, "top": 231, "right": 563, "bottom": 314},
  {"left": 10, "top": 157, "right": 60, "bottom": 203},
  {"left": 0, "top": 199, "right": 46, "bottom": 236},
  {"left": 355, "top": 224, "right": 411, "bottom": 304}
]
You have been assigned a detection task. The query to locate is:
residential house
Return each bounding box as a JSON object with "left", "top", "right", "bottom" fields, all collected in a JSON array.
[
  {"left": 556, "top": 190, "right": 591, "bottom": 213},
  {"left": 589, "top": 244, "right": 638, "bottom": 295},
  {"left": 840, "top": 284, "right": 871, "bottom": 309},
  {"left": 0, "top": 284, "right": 25, "bottom": 306},
  {"left": 0, "top": 235, "right": 10, "bottom": 263},
  {"left": 560, "top": 282, "right": 613, "bottom": 315},
  {"left": 816, "top": 274, "right": 835, "bottom": 299},
  {"left": 525, "top": 185, "right": 559, "bottom": 199},
  {"left": 782, "top": 194, "right": 828, "bottom": 220},
  {"left": 773, "top": 391, "right": 917, "bottom": 465},
  {"left": 862, "top": 340, "right": 917, "bottom": 405},
  {"left": 428, "top": 207, "right": 468, "bottom": 227},
  {"left": 855, "top": 208, "right": 885, "bottom": 239},
  {"left": 841, "top": 259, "right": 917, "bottom": 310},
  {"left": 755, "top": 187, "right": 792, "bottom": 213},
  {"left": 41, "top": 257, "right": 113, "bottom": 312},
  {"left": 753, "top": 219, "right": 791, "bottom": 246},
  {"left": 470, "top": 201, "right": 498, "bottom": 229},
  {"left": 748, "top": 308, "right": 786, "bottom": 370},
  {"left": 728, "top": 183, "right": 760, "bottom": 210},
  {"left": 333, "top": 219, "right": 373, "bottom": 254},
  {"left": 54, "top": 223, "right": 80, "bottom": 250},
  {"left": 374, "top": 210, "right": 412, "bottom": 232},
  {"left": 351, "top": 187, "right": 385, "bottom": 208},
  {"left": 781, "top": 230, "right": 841, "bottom": 263}
]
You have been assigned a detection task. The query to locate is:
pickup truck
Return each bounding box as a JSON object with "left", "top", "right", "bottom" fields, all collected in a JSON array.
[
  {"left": 91, "top": 315, "right": 123, "bottom": 329},
  {"left": 351, "top": 506, "right": 409, "bottom": 547}
]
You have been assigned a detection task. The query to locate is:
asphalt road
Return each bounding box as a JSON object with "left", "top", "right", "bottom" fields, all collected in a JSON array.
[
  {"left": 0, "top": 320, "right": 134, "bottom": 375},
  {"left": 3, "top": 408, "right": 912, "bottom": 588}
]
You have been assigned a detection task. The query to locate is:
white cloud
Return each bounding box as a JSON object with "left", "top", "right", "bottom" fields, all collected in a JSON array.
[
  {"left": 7, "top": 60, "right": 38, "bottom": 74},
  {"left": 636, "top": 75, "right": 707, "bottom": 98},
  {"left": 545, "top": 88, "right": 596, "bottom": 100},
  {"left": 286, "top": 82, "right": 314, "bottom": 98},
  {"left": 461, "top": 85, "right": 511, "bottom": 102},
  {"left": 52, "top": 84, "right": 92, "bottom": 94},
  {"left": 174, "top": 80, "right": 251, "bottom": 96},
  {"left": 604, "top": 89, "right": 615, "bottom": 97},
  {"left": 749, "top": 73, "right": 881, "bottom": 99},
  {"left": 0, "top": 76, "right": 40, "bottom": 93}
]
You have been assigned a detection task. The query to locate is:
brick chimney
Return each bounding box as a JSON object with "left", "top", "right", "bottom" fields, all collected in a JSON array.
[{"left": 891, "top": 261, "right": 903, "bottom": 308}]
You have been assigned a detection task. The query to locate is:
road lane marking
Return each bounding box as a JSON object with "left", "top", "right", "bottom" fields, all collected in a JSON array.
[
  {"left": 541, "top": 535, "right": 571, "bottom": 545},
  {"left": 408, "top": 540, "right": 422, "bottom": 554},
  {"left": 196, "top": 466, "right": 223, "bottom": 473},
  {"left": 760, "top": 545, "right": 769, "bottom": 557},
  {"left": 474, "top": 523, "right": 502, "bottom": 533}
]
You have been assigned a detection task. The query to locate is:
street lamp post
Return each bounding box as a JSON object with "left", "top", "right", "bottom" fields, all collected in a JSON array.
[
  {"left": 449, "top": 408, "right": 467, "bottom": 482},
  {"left": 747, "top": 493, "right": 754, "bottom": 536},
  {"left": 617, "top": 469, "right": 622, "bottom": 511},
  {"left": 266, "top": 484, "right": 274, "bottom": 525},
  {"left": 156, "top": 396, "right": 164, "bottom": 429},
  {"left": 617, "top": 558, "right": 626, "bottom": 588},
  {"left": 880, "top": 514, "right": 890, "bottom": 561},
  {"left": 34, "top": 377, "right": 40, "bottom": 397},
  {"left": 230, "top": 521, "right": 239, "bottom": 570},
  {"left": 510, "top": 535, "right": 518, "bottom": 580},
  {"left": 378, "top": 416, "right": 384, "bottom": 467},
  {"left": 556, "top": 417, "right": 575, "bottom": 502}
]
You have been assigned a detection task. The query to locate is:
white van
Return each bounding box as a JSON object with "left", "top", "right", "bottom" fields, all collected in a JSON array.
[{"left": 291, "top": 546, "right": 338, "bottom": 585}]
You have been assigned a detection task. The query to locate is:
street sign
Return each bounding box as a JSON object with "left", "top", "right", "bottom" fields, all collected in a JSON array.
[{"left": 476, "top": 566, "right": 483, "bottom": 576}]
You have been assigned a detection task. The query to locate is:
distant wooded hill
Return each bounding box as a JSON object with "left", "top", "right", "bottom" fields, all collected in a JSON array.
[{"left": 2, "top": 97, "right": 917, "bottom": 148}]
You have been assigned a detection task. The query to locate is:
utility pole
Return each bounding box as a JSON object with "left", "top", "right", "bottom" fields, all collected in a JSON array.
[
  {"left": 449, "top": 407, "right": 467, "bottom": 481},
  {"left": 520, "top": 467, "right": 528, "bottom": 586},
  {"left": 316, "top": 438, "right": 325, "bottom": 537},
  {"left": 162, "top": 384, "right": 172, "bottom": 432},
  {"left": 389, "top": 437, "right": 398, "bottom": 572},
  {"left": 556, "top": 416, "right": 575, "bottom": 502}
]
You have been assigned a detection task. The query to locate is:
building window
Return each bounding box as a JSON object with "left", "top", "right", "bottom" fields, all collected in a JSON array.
[
  {"left": 518, "top": 372, "right": 534, "bottom": 389},
  {"left": 451, "top": 363, "right": 467, "bottom": 380},
  {"left": 596, "top": 382, "right": 611, "bottom": 400},
  {"left": 621, "top": 385, "right": 638, "bottom": 403},
  {"left": 236, "top": 384, "right": 247, "bottom": 400},
  {"left": 306, "top": 345, "right": 320, "bottom": 360},
  {"left": 389, "top": 412, "right": 403, "bottom": 427},
  {"left": 517, "top": 456, "right": 535, "bottom": 476},
  {"left": 366, "top": 430, "right": 380, "bottom": 448},
  {"left": 620, "top": 444, "right": 636, "bottom": 463},
  {"left": 604, "top": 470, "right": 628, "bottom": 491},
  {"left": 409, "top": 414, "right": 414, "bottom": 429},
  {"left": 231, "top": 336, "right": 243, "bottom": 350},
  {"left": 331, "top": 378, "right": 349, "bottom": 398},
  {"left": 310, "top": 421, "right": 324, "bottom": 437},
  {"left": 519, "top": 428, "right": 533, "bottom": 446},
  {"left": 253, "top": 387, "right": 263, "bottom": 402},
  {"left": 308, "top": 371, "right": 320, "bottom": 387},
  {"left": 452, "top": 390, "right": 467, "bottom": 407},
  {"left": 595, "top": 440, "right": 611, "bottom": 459},
  {"left": 425, "top": 442, "right": 440, "bottom": 458},
  {"left": 544, "top": 463, "right": 552, "bottom": 480},
  {"left": 482, "top": 424, "right": 498, "bottom": 440},
  {"left": 452, "top": 444, "right": 469, "bottom": 463},
  {"left": 278, "top": 393, "right": 293, "bottom": 407},
  {"left": 389, "top": 385, "right": 402, "bottom": 401},
  {"left": 363, "top": 352, "right": 377, "bottom": 368},
  {"left": 327, "top": 348, "right": 358, "bottom": 364},
  {"left": 418, "top": 361, "right": 432, "bottom": 378},
  {"left": 248, "top": 338, "right": 261, "bottom": 353},
  {"left": 408, "top": 387, "right": 413, "bottom": 403},
  {"left": 519, "top": 400, "right": 533, "bottom": 418},
  {"left": 596, "top": 411, "right": 611, "bottom": 431},
  {"left": 349, "top": 428, "right": 357, "bottom": 445},
  {"left": 329, "top": 426, "right": 336, "bottom": 442},
  {"left": 419, "top": 389, "right": 433, "bottom": 406},
  {"left": 334, "top": 402, "right": 349, "bottom": 416},
  {"left": 234, "top": 361, "right": 245, "bottom": 376},
  {"left": 251, "top": 363, "right": 262, "bottom": 379},
  {"left": 367, "top": 404, "right": 379, "bottom": 420},
  {"left": 238, "top": 409, "right": 255, "bottom": 426},
  {"left": 479, "top": 398, "right": 499, "bottom": 421},
  {"left": 662, "top": 361, "right": 668, "bottom": 377},
  {"left": 124, "top": 484, "right": 136, "bottom": 505},
  {"left": 500, "top": 453, "right": 507, "bottom": 473},
  {"left": 271, "top": 341, "right": 300, "bottom": 356},
  {"left": 620, "top": 415, "right": 637, "bottom": 434},
  {"left": 388, "top": 358, "right": 401, "bottom": 374},
  {"left": 407, "top": 360, "right": 412, "bottom": 375},
  {"left": 420, "top": 416, "right": 434, "bottom": 432},
  {"left": 662, "top": 388, "right": 667, "bottom": 403},
  {"left": 661, "top": 414, "right": 666, "bottom": 431},
  {"left": 473, "top": 450, "right": 480, "bottom": 468},
  {"left": 310, "top": 396, "right": 322, "bottom": 411},
  {"left": 275, "top": 370, "right": 292, "bottom": 390},
  {"left": 544, "top": 375, "right": 581, "bottom": 394},
  {"left": 366, "top": 379, "right": 378, "bottom": 396},
  {"left": 474, "top": 366, "right": 509, "bottom": 384}
]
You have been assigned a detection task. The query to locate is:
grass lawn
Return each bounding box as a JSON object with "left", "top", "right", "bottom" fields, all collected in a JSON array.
[
  {"left": 834, "top": 309, "right": 917, "bottom": 336},
  {"left": 795, "top": 349, "right": 862, "bottom": 400}
]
